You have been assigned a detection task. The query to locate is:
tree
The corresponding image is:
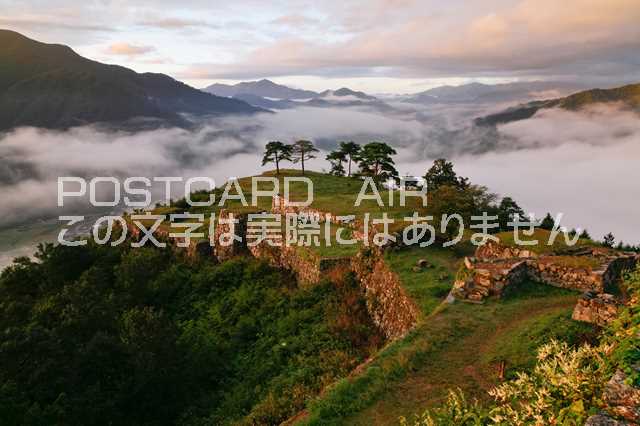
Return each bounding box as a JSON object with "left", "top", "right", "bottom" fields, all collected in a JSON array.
[
  {"left": 291, "top": 140, "right": 318, "bottom": 176},
  {"left": 423, "top": 159, "right": 469, "bottom": 192},
  {"left": 539, "top": 213, "right": 555, "bottom": 231},
  {"left": 356, "top": 142, "right": 398, "bottom": 182},
  {"left": 603, "top": 232, "right": 615, "bottom": 248},
  {"left": 261, "top": 141, "right": 292, "bottom": 175},
  {"left": 338, "top": 141, "right": 361, "bottom": 177},
  {"left": 326, "top": 150, "right": 347, "bottom": 176},
  {"left": 498, "top": 197, "right": 526, "bottom": 231},
  {"left": 580, "top": 229, "right": 592, "bottom": 240},
  {"left": 429, "top": 184, "right": 497, "bottom": 240}
]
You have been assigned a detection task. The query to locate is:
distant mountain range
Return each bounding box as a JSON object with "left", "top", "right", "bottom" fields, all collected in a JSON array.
[
  {"left": 0, "top": 30, "right": 262, "bottom": 131},
  {"left": 204, "top": 79, "right": 318, "bottom": 100},
  {"left": 400, "top": 81, "right": 587, "bottom": 105},
  {"left": 203, "top": 80, "right": 393, "bottom": 111},
  {"left": 475, "top": 83, "right": 640, "bottom": 126}
]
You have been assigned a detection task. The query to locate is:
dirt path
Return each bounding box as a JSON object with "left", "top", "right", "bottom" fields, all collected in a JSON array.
[{"left": 343, "top": 293, "right": 579, "bottom": 425}]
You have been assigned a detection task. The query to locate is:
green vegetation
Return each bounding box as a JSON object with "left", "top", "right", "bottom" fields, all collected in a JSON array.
[
  {"left": 356, "top": 142, "right": 399, "bottom": 181},
  {"left": 299, "top": 282, "right": 583, "bottom": 426},
  {"left": 262, "top": 141, "right": 293, "bottom": 175},
  {"left": 482, "top": 310, "right": 597, "bottom": 375},
  {"left": 0, "top": 242, "right": 381, "bottom": 425},
  {"left": 495, "top": 228, "right": 597, "bottom": 255},
  {"left": 384, "top": 246, "right": 462, "bottom": 316},
  {"left": 399, "top": 266, "right": 640, "bottom": 425},
  {"left": 291, "top": 140, "right": 319, "bottom": 176}
]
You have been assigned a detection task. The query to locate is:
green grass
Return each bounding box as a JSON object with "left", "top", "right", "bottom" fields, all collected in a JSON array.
[
  {"left": 495, "top": 229, "right": 598, "bottom": 255},
  {"left": 297, "top": 281, "right": 584, "bottom": 426},
  {"left": 384, "top": 246, "right": 461, "bottom": 317},
  {"left": 481, "top": 310, "right": 597, "bottom": 376}
]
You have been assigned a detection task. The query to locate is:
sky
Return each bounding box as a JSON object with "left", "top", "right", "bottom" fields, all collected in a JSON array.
[{"left": 1, "top": 0, "right": 639, "bottom": 93}]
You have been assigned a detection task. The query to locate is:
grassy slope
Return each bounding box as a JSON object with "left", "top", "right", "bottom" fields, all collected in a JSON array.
[{"left": 299, "top": 282, "right": 591, "bottom": 426}]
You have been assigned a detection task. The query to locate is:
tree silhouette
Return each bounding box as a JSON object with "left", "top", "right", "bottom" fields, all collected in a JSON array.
[
  {"left": 326, "top": 150, "right": 347, "bottom": 176},
  {"left": 539, "top": 213, "right": 555, "bottom": 230},
  {"left": 291, "top": 140, "right": 318, "bottom": 176},
  {"left": 357, "top": 142, "right": 398, "bottom": 182},
  {"left": 423, "top": 159, "right": 469, "bottom": 191},
  {"left": 338, "top": 141, "right": 361, "bottom": 177},
  {"left": 603, "top": 232, "right": 615, "bottom": 248},
  {"left": 262, "top": 141, "right": 292, "bottom": 175},
  {"left": 498, "top": 197, "right": 526, "bottom": 231}
]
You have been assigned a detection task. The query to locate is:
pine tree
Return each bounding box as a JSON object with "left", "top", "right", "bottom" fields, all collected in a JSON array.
[
  {"left": 291, "top": 140, "right": 319, "bottom": 176},
  {"left": 497, "top": 197, "right": 525, "bottom": 231},
  {"left": 603, "top": 232, "right": 615, "bottom": 248},
  {"left": 338, "top": 141, "right": 361, "bottom": 177},
  {"left": 356, "top": 142, "right": 398, "bottom": 182},
  {"left": 326, "top": 150, "right": 347, "bottom": 176},
  {"left": 423, "top": 159, "right": 469, "bottom": 192},
  {"left": 261, "top": 141, "right": 292, "bottom": 175},
  {"left": 539, "top": 213, "right": 555, "bottom": 230}
]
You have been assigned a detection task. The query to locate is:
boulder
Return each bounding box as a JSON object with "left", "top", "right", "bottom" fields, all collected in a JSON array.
[{"left": 604, "top": 370, "right": 640, "bottom": 423}]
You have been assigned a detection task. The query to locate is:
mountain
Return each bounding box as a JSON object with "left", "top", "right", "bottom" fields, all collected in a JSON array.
[
  {"left": 203, "top": 79, "right": 318, "bottom": 100},
  {"left": 316, "top": 87, "right": 378, "bottom": 101},
  {"left": 208, "top": 81, "right": 392, "bottom": 111},
  {"left": 231, "top": 93, "right": 297, "bottom": 110},
  {"left": 402, "top": 81, "right": 586, "bottom": 105},
  {"left": 475, "top": 83, "right": 640, "bottom": 126},
  {"left": 0, "top": 30, "right": 262, "bottom": 131}
]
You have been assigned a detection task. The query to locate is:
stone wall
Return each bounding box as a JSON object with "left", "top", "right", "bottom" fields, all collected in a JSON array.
[
  {"left": 248, "top": 243, "right": 351, "bottom": 286},
  {"left": 474, "top": 239, "right": 538, "bottom": 260},
  {"left": 451, "top": 258, "right": 529, "bottom": 302},
  {"left": 572, "top": 292, "right": 620, "bottom": 326},
  {"left": 527, "top": 257, "right": 606, "bottom": 293},
  {"left": 350, "top": 248, "right": 419, "bottom": 339},
  {"left": 451, "top": 241, "right": 639, "bottom": 303}
]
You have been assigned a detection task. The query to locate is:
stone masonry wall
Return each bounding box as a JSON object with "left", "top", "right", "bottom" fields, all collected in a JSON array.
[
  {"left": 452, "top": 241, "right": 639, "bottom": 303},
  {"left": 350, "top": 248, "right": 419, "bottom": 339},
  {"left": 572, "top": 292, "right": 620, "bottom": 326}
]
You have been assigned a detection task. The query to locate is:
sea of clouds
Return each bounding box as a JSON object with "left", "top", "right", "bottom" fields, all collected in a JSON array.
[{"left": 1, "top": 101, "right": 639, "bottom": 268}]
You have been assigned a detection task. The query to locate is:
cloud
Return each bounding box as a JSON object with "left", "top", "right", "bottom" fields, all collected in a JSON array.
[
  {"left": 136, "top": 18, "right": 216, "bottom": 29},
  {"left": 271, "top": 14, "right": 319, "bottom": 28},
  {"left": 182, "top": 0, "right": 640, "bottom": 81},
  {"left": 1, "top": 99, "right": 639, "bottom": 269},
  {"left": 0, "top": 17, "right": 115, "bottom": 32},
  {"left": 105, "top": 42, "right": 156, "bottom": 56}
]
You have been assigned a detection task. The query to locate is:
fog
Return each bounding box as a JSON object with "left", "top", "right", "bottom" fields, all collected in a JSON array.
[{"left": 1, "top": 101, "right": 639, "bottom": 268}]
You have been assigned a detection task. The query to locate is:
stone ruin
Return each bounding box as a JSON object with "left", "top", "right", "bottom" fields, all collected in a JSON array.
[
  {"left": 451, "top": 240, "right": 639, "bottom": 325},
  {"left": 572, "top": 292, "right": 620, "bottom": 326}
]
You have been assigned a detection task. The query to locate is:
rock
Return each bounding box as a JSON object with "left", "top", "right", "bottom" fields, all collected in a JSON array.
[
  {"left": 604, "top": 370, "right": 640, "bottom": 423},
  {"left": 573, "top": 293, "right": 620, "bottom": 326},
  {"left": 584, "top": 414, "right": 628, "bottom": 425}
]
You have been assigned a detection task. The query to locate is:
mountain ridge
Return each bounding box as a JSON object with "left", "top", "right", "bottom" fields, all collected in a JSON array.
[
  {"left": 203, "top": 79, "right": 318, "bottom": 100},
  {"left": 0, "top": 29, "right": 263, "bottom": 131},
  {"left": 474, "top": 82, "right": 640, "bottom": 126}
]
